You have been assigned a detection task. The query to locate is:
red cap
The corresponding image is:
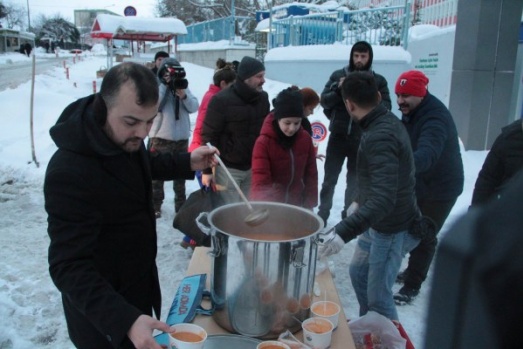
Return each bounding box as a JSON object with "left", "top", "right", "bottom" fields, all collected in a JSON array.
[{"left": 395, "top": 70, "right": 429, "bottom": 97}]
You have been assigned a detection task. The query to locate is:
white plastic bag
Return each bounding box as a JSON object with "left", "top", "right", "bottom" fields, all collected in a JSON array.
[
  {"left": 348, "top": 311, "right": 406, "bottom": 349},
  {"left": 278, "top": 330, "right": 313, "bottom": 349}
]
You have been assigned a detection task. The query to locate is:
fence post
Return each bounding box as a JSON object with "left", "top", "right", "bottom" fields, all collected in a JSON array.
[
  {"left": 336, "top": 10, "right": 344, "bottom": 43},
  {"left": 402, "top": 0, "right": 412, "bottom": 50},
  {"left": 93, "top": 80, "right": 97, "bottom": 94}
]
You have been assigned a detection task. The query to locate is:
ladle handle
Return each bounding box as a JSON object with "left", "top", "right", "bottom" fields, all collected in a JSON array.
[{"left": 206, "top": 143, "right": 253, "bottom": 211}]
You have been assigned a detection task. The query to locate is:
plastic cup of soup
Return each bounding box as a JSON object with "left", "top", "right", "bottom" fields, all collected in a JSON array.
[
  {"left": 256, "top": 340, "right": 291, "bottom": 349},
  {"left": 311, "top": 300, "right": 341, "bottom": 329},
  {"left": 301, "top": 317, "right": 334, "bottom": 349},
  {"left": 168, "top": 323, "right": 207, "bottom": 349}
]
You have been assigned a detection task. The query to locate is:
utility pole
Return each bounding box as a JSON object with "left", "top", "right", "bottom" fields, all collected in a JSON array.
[
  {"left": 230, "top": 0, "right": 235, "bottom": 45},
  {"left": 26, "top": 0, "right": 31, "bottom": 30}
]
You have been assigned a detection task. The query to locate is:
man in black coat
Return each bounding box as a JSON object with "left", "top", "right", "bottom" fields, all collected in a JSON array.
[
  {"left": 201, "top": 56, "right": 270, "bottom": 204},
  {"left": 319, "top": 72, "right": 420, "bottom": 321},
  {"left": 471, "top": 118, "right": 523, "bottom": 206},
  {"left": 318, "top": 41, "right": 391, "bottom": 225},
  {"left": 394, "top": 70, "right": 464, "bottom": 304},
  {"left": 44, "top": 62, "right": 218, "bottom": 349}
]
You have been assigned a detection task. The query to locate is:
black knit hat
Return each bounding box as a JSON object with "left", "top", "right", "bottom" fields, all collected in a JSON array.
[
  {"left": 237, "top": 56, "right": 265, "bottom": 80},
  {"left": 274, "top": 88, "right": 304, "bottom": 120}
]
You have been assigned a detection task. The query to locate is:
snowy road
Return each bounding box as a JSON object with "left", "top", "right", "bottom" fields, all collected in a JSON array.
[{"left": 0, "top": 56, "right": 67, "bottom": 91}]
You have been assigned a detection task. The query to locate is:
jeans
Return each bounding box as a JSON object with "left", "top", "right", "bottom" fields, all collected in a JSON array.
[
  {"left": 150, "top": 138, "right": 188, "bottom": 212},
  {"left": 214, "top": 166, "right": 252, "bottom": 205},
  {"left": 403, "top": 198, "right": 458, "bottom": 290},
  {"left": 317, "top": 133, "right": 359, "bottom": 224},
  {"left": 349, "top": 229, "right": 420, "bottom": 320}
]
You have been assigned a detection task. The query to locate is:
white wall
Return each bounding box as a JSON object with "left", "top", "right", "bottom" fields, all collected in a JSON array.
[
  {"left": 407, "top": 25, "right": 456, "bottom": 106},
  {"left": 263, "top": 44, "right": 411, "bottom": 118}
]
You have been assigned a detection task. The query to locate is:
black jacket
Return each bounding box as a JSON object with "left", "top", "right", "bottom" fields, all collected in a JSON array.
[
  {"left": 471, "top": 119, "right": 523, "bottom": 206},
  {"left": 335, "top": 105, "right": 419, "bottom": 242},
  {"left": 320, "top": 41, "right": 391, "bottom": 138},
  {"left": 202, "top": 79, "right": 270, "bottom": 171},
  {"left": 44, "top": 95, "right": 194, "bottom": 349},
  {"left": 401, "top": 92, "right": 464, "bottom": 201}
]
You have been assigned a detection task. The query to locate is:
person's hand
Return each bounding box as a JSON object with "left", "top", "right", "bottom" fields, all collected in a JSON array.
[
  {"left": 318, "top": 230, "right": 345, "bottom": 259},
  {"left": 190, "top": 146, "right": 219, "bottom": 171},
  {"left": 316, "top": 153, "right": 326, "bottom": 161},
  {"left": 127, "top": 315, "right": 171, "bottom": 349},
  {"left": 175, "top": 89, "right": 186, "bottom": 99}
]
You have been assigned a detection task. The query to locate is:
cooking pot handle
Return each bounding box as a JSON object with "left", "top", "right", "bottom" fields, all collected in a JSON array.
[{"left": 195, "top": 212, "right": 212, "bottom": 236}]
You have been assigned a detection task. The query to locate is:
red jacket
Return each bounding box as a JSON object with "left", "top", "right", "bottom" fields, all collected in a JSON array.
[
  {"left": 189, "top": 84, "right": 221, "bottom": 152},
  {"left": 250, "top": 113, "right": 318, "bottom": 209}
]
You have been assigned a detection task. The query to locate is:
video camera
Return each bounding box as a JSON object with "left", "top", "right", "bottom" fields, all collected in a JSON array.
[{"left": 161, "top": 63, "right": 189, "bottom": 90}]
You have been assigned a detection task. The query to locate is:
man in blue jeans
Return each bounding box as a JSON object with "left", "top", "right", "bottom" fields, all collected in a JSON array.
[{"left": 319, "top": 72, "right": 422, "bottom": 321}]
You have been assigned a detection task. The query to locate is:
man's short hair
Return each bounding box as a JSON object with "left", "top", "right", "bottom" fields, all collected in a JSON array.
[
  {"left": 341, "top": 72, "right": 379, "bottom": 108},
  {"left": 100, "top": 62, "right": 159, "bottom": 110},
  {"left": 154, "top": 51, "right": 169, "bottom": 61}
]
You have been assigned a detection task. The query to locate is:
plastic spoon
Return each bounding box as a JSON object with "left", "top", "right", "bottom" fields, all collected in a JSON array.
[{"left": 206, "top": 143, "right": 269, "bottom": 226}]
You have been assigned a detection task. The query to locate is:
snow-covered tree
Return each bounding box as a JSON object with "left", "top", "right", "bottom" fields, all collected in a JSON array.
[
  {"left": 1, "top": 1, "right": 26, "bottom": 29},
  {"left": 32, "top": 14, "right": 80, "bottom": 46}
]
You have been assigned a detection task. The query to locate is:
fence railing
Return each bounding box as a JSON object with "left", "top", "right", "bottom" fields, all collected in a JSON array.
[
  {"left": 269, "top": 6, "right": 407, "bottom": 49},
  {"left": 178, "top": 16, "right": 256, "bottom": 45}
]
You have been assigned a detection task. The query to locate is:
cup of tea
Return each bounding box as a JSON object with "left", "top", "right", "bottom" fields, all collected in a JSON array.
[
  {"left": 168, "top": 323, "right": 207, "bottom": 349},
  {"left": 256, "top": 340, "right": 291, "bottom": 349},
  {"left": 311, "top": 300, "right": 341, "bottom": 329},
  {"left": 301, "top": 317, "right": 334, "bottom": 349}
]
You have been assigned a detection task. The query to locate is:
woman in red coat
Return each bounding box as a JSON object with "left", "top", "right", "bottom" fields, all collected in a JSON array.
[
  {"left": 189, "top": 59, "right": 236, "bottom": 151},
  {"left": 250, "top": 88, "right": 318, "bottom": 209}
]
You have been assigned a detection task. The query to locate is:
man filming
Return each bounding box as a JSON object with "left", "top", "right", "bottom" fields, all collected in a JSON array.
[{"left": 149, "top": 58, "right": 199, "bottom": 218}]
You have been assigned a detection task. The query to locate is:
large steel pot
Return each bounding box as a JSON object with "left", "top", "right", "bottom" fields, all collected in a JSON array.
[{"left": 197, "top": 202, "right": 323, "bottom": 339}]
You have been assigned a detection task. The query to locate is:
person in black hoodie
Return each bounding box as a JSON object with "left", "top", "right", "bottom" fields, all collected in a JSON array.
[
  {"left": 44, "top": 62, "right": 218, "bottom": 349},
  {"left": 394, "top": 70, "right": 464, "bottom": 305},
  {"left": 317, "top": 41, "right": 391, "bottom": 225}
]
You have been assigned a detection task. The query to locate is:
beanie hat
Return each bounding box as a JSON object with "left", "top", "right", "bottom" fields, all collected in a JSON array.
[
  {"left": 237, "top": 56, "right": 265, "bottom": 80},
  {"left": 154, "top": 51, "right": 169, "bottom": 61},
  {"left": 395, "top": 70, "right": 429, "bottom": 97},
  {"left": 274, "top": 88, "right": 304, "bottom": 120},
  {"left": 300, "top": 87, "right": 320, "bottom": 108}
]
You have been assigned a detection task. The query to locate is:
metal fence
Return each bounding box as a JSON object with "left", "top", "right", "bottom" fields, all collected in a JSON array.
[
  {"left": 178, "top": 16, "right": 256, "bottom": 44},
  {"left": 269, "top": 5, "right": 408, "bottom": 49}
]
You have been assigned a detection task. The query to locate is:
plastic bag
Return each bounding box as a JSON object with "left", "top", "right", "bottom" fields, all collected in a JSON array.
[
  {"left": 278, "top": 330, "right": 312, "bottom": 349},
  {"left": 348, "top": 311, "right": 407, "bottom": 349}
]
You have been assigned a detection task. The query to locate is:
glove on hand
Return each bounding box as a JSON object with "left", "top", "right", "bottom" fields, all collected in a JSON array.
[{"left": 318, "top": 230, "right": 345, "bottom": 259}]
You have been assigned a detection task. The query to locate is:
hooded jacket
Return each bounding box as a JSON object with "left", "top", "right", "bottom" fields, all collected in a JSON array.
[
  {"left": 250, "top": 113, "right": 318, "bottom": 209},
  {"left": 202, "top": 79, "right": 270, "bottom": 171},
  {"left": 189, "top": 84, "right": 221, "bottom": 152},
  {"left": 44, "top": 94, "right": 194, "bottom": 349},
  {"left": 320, "top": 41, "right": 391, "bottom": 136}
]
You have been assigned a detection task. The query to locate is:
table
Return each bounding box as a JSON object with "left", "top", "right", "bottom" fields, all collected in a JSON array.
[{"left": 185, "top": 247, "right": 356, "bottom": 349}]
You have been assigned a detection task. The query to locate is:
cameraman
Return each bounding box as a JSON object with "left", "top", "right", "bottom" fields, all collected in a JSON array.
[{"left": 149, "top": 58, "right": 199, "bottom": 218}]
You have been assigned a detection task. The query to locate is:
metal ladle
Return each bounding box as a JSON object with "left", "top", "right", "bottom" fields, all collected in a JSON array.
[{"left": 206, "top": 143, "right": 269, "bottom": 226}]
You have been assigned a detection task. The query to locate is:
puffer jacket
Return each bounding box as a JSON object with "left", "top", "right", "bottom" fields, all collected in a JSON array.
[
  {"left": 250, "top": 113, "right": 318, "bottom": 209},
  {"left": 335, "top": 105, "right": 419, "bottom": 242},
  {"left": 401, "top": 92, "right": 464, "bottom": 201},
  {"left": 471, "top": 119, "right": 523, "bottom": 205},
  {"left": 202, "top": 79, "right": 270, "bottom": 171}
]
